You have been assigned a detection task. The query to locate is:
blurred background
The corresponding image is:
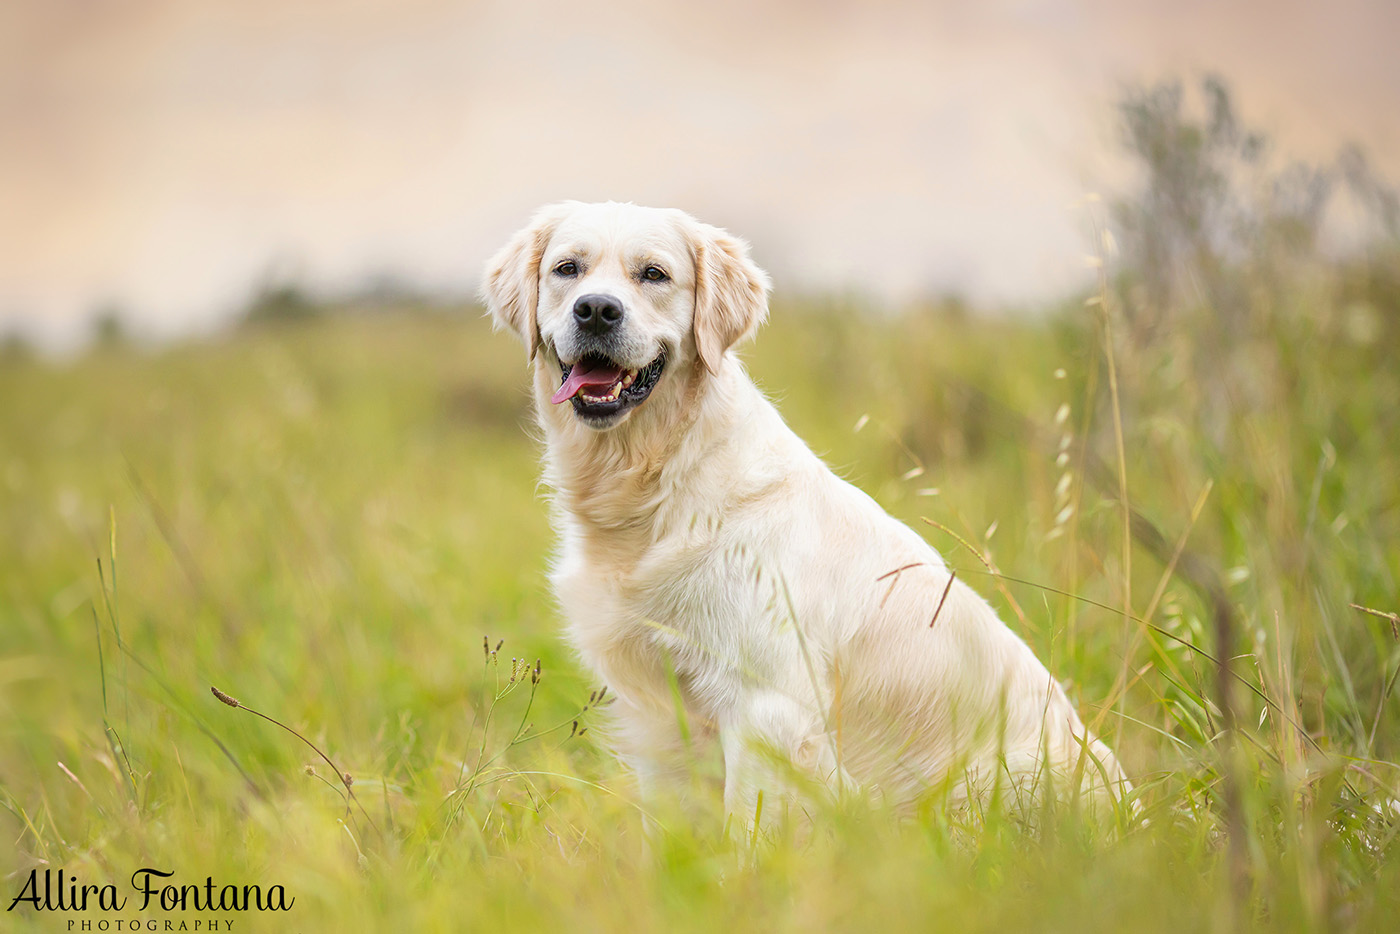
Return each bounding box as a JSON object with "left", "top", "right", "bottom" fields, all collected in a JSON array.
[
  {"left": 4, "top": 4, "right": 1400, "bottom": 929},
  {"left": 3, "top": 0, "right": 1399, "bottom": 350}
]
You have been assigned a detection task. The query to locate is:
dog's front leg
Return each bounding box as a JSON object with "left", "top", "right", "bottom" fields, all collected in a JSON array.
[
  {"left": 609, "top": 695, "right": 711, "bottom": 839},
  {"left": 720, "top": 689, "right": 842, "bottom": 838}
]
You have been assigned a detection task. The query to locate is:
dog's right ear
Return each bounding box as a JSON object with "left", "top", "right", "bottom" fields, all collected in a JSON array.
[{"left": 481, "top": 204, "right": 570, "bottom": 361}]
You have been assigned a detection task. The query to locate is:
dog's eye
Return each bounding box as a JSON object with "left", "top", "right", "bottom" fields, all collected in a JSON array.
[
  {"left": 642, "top": 265, "right": 669, "bottom": 282},
  {"left": 554, "top": 260, "right": 578, "bottom": 277}
]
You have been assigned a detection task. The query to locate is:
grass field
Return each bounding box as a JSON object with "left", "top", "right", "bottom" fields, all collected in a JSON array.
[{"left": 2, "top": 294, "right": 1398, "bottom": 932}]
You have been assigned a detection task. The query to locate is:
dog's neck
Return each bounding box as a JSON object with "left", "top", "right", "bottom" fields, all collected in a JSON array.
[{"left": 539, "top": 356, "right": 785, "bottom": 558}]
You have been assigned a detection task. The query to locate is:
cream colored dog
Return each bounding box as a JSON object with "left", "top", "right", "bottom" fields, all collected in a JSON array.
[{"left": 483, "top": 201, "right": 1130, "bottom": 825}]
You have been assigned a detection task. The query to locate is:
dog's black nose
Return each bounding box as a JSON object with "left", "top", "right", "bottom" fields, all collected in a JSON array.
[{"left": 573, "top": 294, "right": 624, "bottom": 335}]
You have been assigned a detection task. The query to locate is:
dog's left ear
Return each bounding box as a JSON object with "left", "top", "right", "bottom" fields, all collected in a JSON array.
[
  {"left": 691, "top": 221, "right": 772, "bottom": 375},
  {"left": 481, "top": 204, "right": 571, "bottom": 361}
]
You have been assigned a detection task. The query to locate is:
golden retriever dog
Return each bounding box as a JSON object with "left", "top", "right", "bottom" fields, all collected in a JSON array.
[{"left": 483, "top": 201, "right": 1131, "bottom": 827}]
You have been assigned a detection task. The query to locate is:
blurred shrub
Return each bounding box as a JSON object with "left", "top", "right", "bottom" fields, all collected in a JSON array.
[
  {"left": 0, "top": 331, "right": 33, "bottom": 363},
  {"left": 1102, "top": 76, "right": 1400, "bottom": 454},
  {"left": 241, "top": 279, "right": 319, "bottom": 326},
  {"left": 1111, "top": 74, "right": 1398, "bottom": 348},
  {"left": 92, "top": 303, "right": 128, "bottom": 346}
]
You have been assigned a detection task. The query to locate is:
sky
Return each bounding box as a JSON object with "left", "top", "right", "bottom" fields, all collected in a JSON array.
[{"left": 3, "top": 0, "right": 1398, "bottom": 349}]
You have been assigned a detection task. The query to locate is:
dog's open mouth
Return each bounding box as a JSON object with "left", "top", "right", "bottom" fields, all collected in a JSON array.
[{"left": 552, "top": 352, "right": 665, "bottom": 422}]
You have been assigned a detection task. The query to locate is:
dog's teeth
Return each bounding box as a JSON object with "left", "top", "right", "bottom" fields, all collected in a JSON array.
[
  {"left": 622, "top": 371, "right": 635, "bottom": 388},
  {"left": 581, "top": 384, "right": 622, "bottom": 404}
]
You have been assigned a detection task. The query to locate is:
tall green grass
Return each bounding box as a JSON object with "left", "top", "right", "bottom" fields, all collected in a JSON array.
[{"left": 1, "top": 296, "right": 1396, "bottom": 931}]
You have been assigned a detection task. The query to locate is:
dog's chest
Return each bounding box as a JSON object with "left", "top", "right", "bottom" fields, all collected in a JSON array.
[{"left": 555, "top": 519, "right": 792, "bottom": 713}]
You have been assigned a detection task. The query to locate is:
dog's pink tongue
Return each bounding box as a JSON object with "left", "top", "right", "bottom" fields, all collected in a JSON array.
[{"left": 551, "top": 360, "right": 624, "bottom": 404}]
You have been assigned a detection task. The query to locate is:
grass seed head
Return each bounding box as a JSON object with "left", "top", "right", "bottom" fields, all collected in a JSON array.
[{"left": 210, "top": 686, "right": 240, "bottom": 708}]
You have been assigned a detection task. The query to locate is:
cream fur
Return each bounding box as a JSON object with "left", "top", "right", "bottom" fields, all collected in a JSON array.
[{"left": 482, "top": 201, "right": 1131, "bottom": 826}]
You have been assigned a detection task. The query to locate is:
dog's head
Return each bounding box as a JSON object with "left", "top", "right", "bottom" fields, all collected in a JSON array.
[{"left": 482, "top": 201, "right": 770, "bottom": 430}]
